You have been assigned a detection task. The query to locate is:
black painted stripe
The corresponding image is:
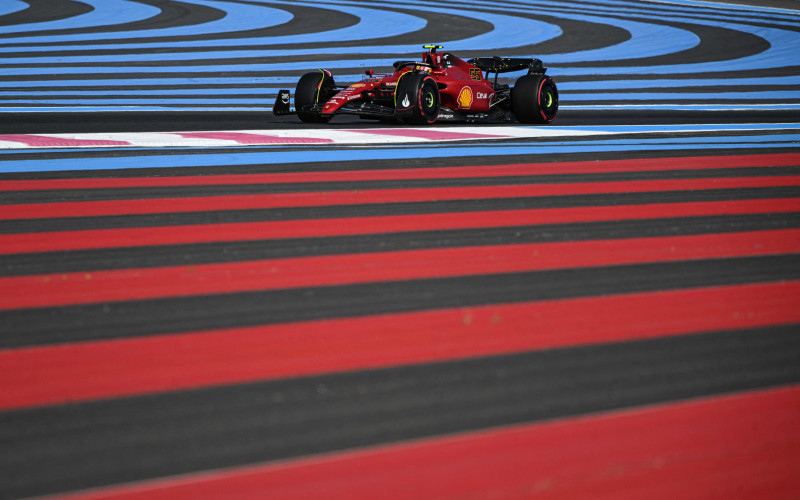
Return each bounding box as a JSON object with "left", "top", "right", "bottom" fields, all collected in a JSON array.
[
  {"left": 1, "top": 253, "right": 798, "bottom": 347},
  {"left": 0, "top": 0, "right": 91, "bottom": 30},
  {"left": 1, "top": 187, "right": 797, "bottom": 235},
  {"left": 1, "top": 323, "right": 797, "bottom": 499},
  {"left": 0, "top": 2, "right": 358, "bottom": 47},
  {"left": 3, "top": 167, "right": 798, "bottom": 205},
  {"left": 549, "top": 17, "right": 770, "bottom": 68},
  {"left": 2, "top": 211, "right": 796, "bottom": 279},
  {"left": 0, "top": 0, "right": 224, "bottom": 40}
]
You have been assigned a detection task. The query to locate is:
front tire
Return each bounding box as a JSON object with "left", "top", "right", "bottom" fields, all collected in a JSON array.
[
  {"left": 512, "top": 75, "right": 558, "bottom": 124},
  {"left": 295, "top": 70, "right": 335, "bottom": 123},
  {"left": 395, "top": 73, "right": 439, "bottom": 125}
]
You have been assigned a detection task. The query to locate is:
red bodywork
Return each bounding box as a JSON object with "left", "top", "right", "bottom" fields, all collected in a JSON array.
[{"left": 321, "top": 51, "right": 497, "bottom": 118}]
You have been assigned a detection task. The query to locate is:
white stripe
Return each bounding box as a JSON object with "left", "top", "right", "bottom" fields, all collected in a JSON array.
[{"left": 2, "top": 124, "right": 798, "bottom": 149}]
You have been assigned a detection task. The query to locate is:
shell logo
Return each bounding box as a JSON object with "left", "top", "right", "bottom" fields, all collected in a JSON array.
[{"left": 457, "top": 86, "right": 473, "bottom": 109}]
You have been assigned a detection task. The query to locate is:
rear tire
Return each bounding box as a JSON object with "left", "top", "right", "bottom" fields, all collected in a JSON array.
[
  {"left": 295, "top": 71, "right": 335, "bottom": 123},
  {"left": 395, "top": 73, "right": 439, "bottom": 125},
  {"left": 512, "top": 75, "right": 558, "bottom": 124}
]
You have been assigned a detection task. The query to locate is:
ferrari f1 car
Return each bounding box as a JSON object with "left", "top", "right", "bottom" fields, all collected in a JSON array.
[{"left": 274, "top": 45, "right": 558, "bottom": 125}]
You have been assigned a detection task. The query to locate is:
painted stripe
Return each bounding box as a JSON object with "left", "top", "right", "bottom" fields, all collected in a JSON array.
[
  {"left": 0, "top": 0, "right": 293, "bottom": 43},
  {"left": 2, "top": 153, "right": 798, "bottom": 192},
  {"left": 0, "top": 0, "right": 160, "bottom": 35},
  {"left": 0, "top": 1, "right": 545, "bottom": 53},
  {"left": 563, "top": 104, "right": 800, "bottom": 111},
  {"left": 3, "top": 176, "right": 798, "bottom": 221},
  {"left": 5, "top": 104, "right": 800, "bottom": 113},
  {"left": 562, "top": 91, "right": 800, "bottom": 101},
  {"left": 174, "top": 132, "right": 333, "bottom": 144},
  {"left": 0, "top": 0, "right": 27, "bottom": 17},
  {"left": 5, "top": 228, "right": 798, "bottom": 310},
  {"left": 0, "top": 0, "right": 797, "bottom": 116},
  {"left": 1, "top": 75, "right": 798, "bottom": 91},
  {"left": 2, "top": 198, "right": 798, "bottom": 256},
  {"left": 0, "top": 279, "right": 797, "bottom": 410},
  {"left": 558, "top": 76, "right": 800, "bottom": 90},
  {"left": 1, "top": 124, "right": 799, "bottom": 150},
  {"left": 349, "top": 129, "right": 510, "bottom": 141},
  {"left": 0, "top": 134, "right": 132, "bottom": 147},
  {"left": 3, "top": 139, "right": 800, "bottom": 173},
  {"left": 48, "top": 385, "right": 800, "bottom": 500}
]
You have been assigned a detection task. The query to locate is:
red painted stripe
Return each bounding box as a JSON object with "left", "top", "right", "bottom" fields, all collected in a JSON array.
[
  {"left": 46, "top": 385, "right": 800, "bottom": 500},
  {"left": 2, "top": 198, "right": 797, "bottom": 255},
  {"left": 1, "top": 280, "right": 798, "bottom": 410},
  {"left": 2, "top": 229, "right": 798, "bottom": 310},
  {"left": 174, "top": 132, "right": 332, "bottom": 144},
  {"left": 348, "top": 128, "right": 506, "bottom": 140},
  {"left": 2, "top": 175, "right": 798, "bottom": 221},
  {"left": 0, "top": 134, "right": 131, "bottom": 147},
  {"left": 0, "top": 153, "right": 797, "bottom": 192}
]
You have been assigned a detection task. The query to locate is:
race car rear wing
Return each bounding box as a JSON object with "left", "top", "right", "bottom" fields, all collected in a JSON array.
[{"left": 467, "top": 57, "right": 546, "bottom": 75}]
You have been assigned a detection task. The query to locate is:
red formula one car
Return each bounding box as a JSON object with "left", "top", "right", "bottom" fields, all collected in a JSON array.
[{"left": 274, "top": 44, "right": 558, "bottom": 125}]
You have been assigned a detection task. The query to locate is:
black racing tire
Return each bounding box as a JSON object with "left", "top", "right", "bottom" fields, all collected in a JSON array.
[
  {"left": 295, "top": 70, "right": 335, "bottom": 123},
  {"left": 511, "top": 75, "right": 558, "bottom": 124},
  {"left": 395, "top": 73, "right": 439, "bottom": 125}
]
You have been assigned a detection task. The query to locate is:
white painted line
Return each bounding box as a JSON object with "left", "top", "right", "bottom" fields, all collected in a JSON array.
[{"left": 1, "top": 124, "right": 797, "bottom": 150}]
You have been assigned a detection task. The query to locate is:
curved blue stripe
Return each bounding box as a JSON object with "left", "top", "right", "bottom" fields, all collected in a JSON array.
[
  {"left": 519, "top": 0, "right": 800, "bottom": 25},
  {"left": 0, "top": 0, "right": 293, "bottom": 44},
  {"left": 0, "top": 0, "right": 161, "bottom": 35},
  {"left": 440, "top": 0, "right": 701, "bottom": 63},
  {"left": 0, "top": 0, "right": 28, "bottom": 18},
  {"left": 637, "top": 0, "right": 800, "bottom": 17},
  {"left": 0, "top": 0, "right": 419, "bottom": 51},
  {"left": 0, "top": 0, "right": 796, "bottom": 113},
  {"left": 0, "top": 0, "right": 558, "bottom": 60},
  {"left": 549, "top": 16, "right": 800, "bottom": 76},
  {"left": 1, "top": 14, "right": 557, "bottom": 64}
]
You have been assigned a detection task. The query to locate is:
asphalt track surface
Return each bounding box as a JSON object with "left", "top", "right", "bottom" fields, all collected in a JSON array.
[{"left": 1, "top": 1, "right": 800, "bottom": 499}]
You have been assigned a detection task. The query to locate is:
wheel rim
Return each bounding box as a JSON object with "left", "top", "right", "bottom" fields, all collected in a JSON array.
[
  {"left": 544, "top": 90, "right": 553, "bottom": 109},
  {"left": 540, "top": 82, "right": 558, "bottom": 120},
  {"left": 420, "top": 82, "right": 438, "bottom": 121},
  {"left": 425, "top": 91, "right": 435, "bottom": 109}
]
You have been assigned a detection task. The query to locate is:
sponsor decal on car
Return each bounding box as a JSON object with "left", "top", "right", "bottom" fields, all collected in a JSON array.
[
  {"left": 350, "top": 83, "right": 365, "bottom": 88},
  {"left": 437, "top": 108, "right": 455, "bottom": 120},
  {"left": 458, "top": 86, "right": 473, "bottom": 109},
  {"left": 401, "top": 94, "right": 411, "bottom": 108}
]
